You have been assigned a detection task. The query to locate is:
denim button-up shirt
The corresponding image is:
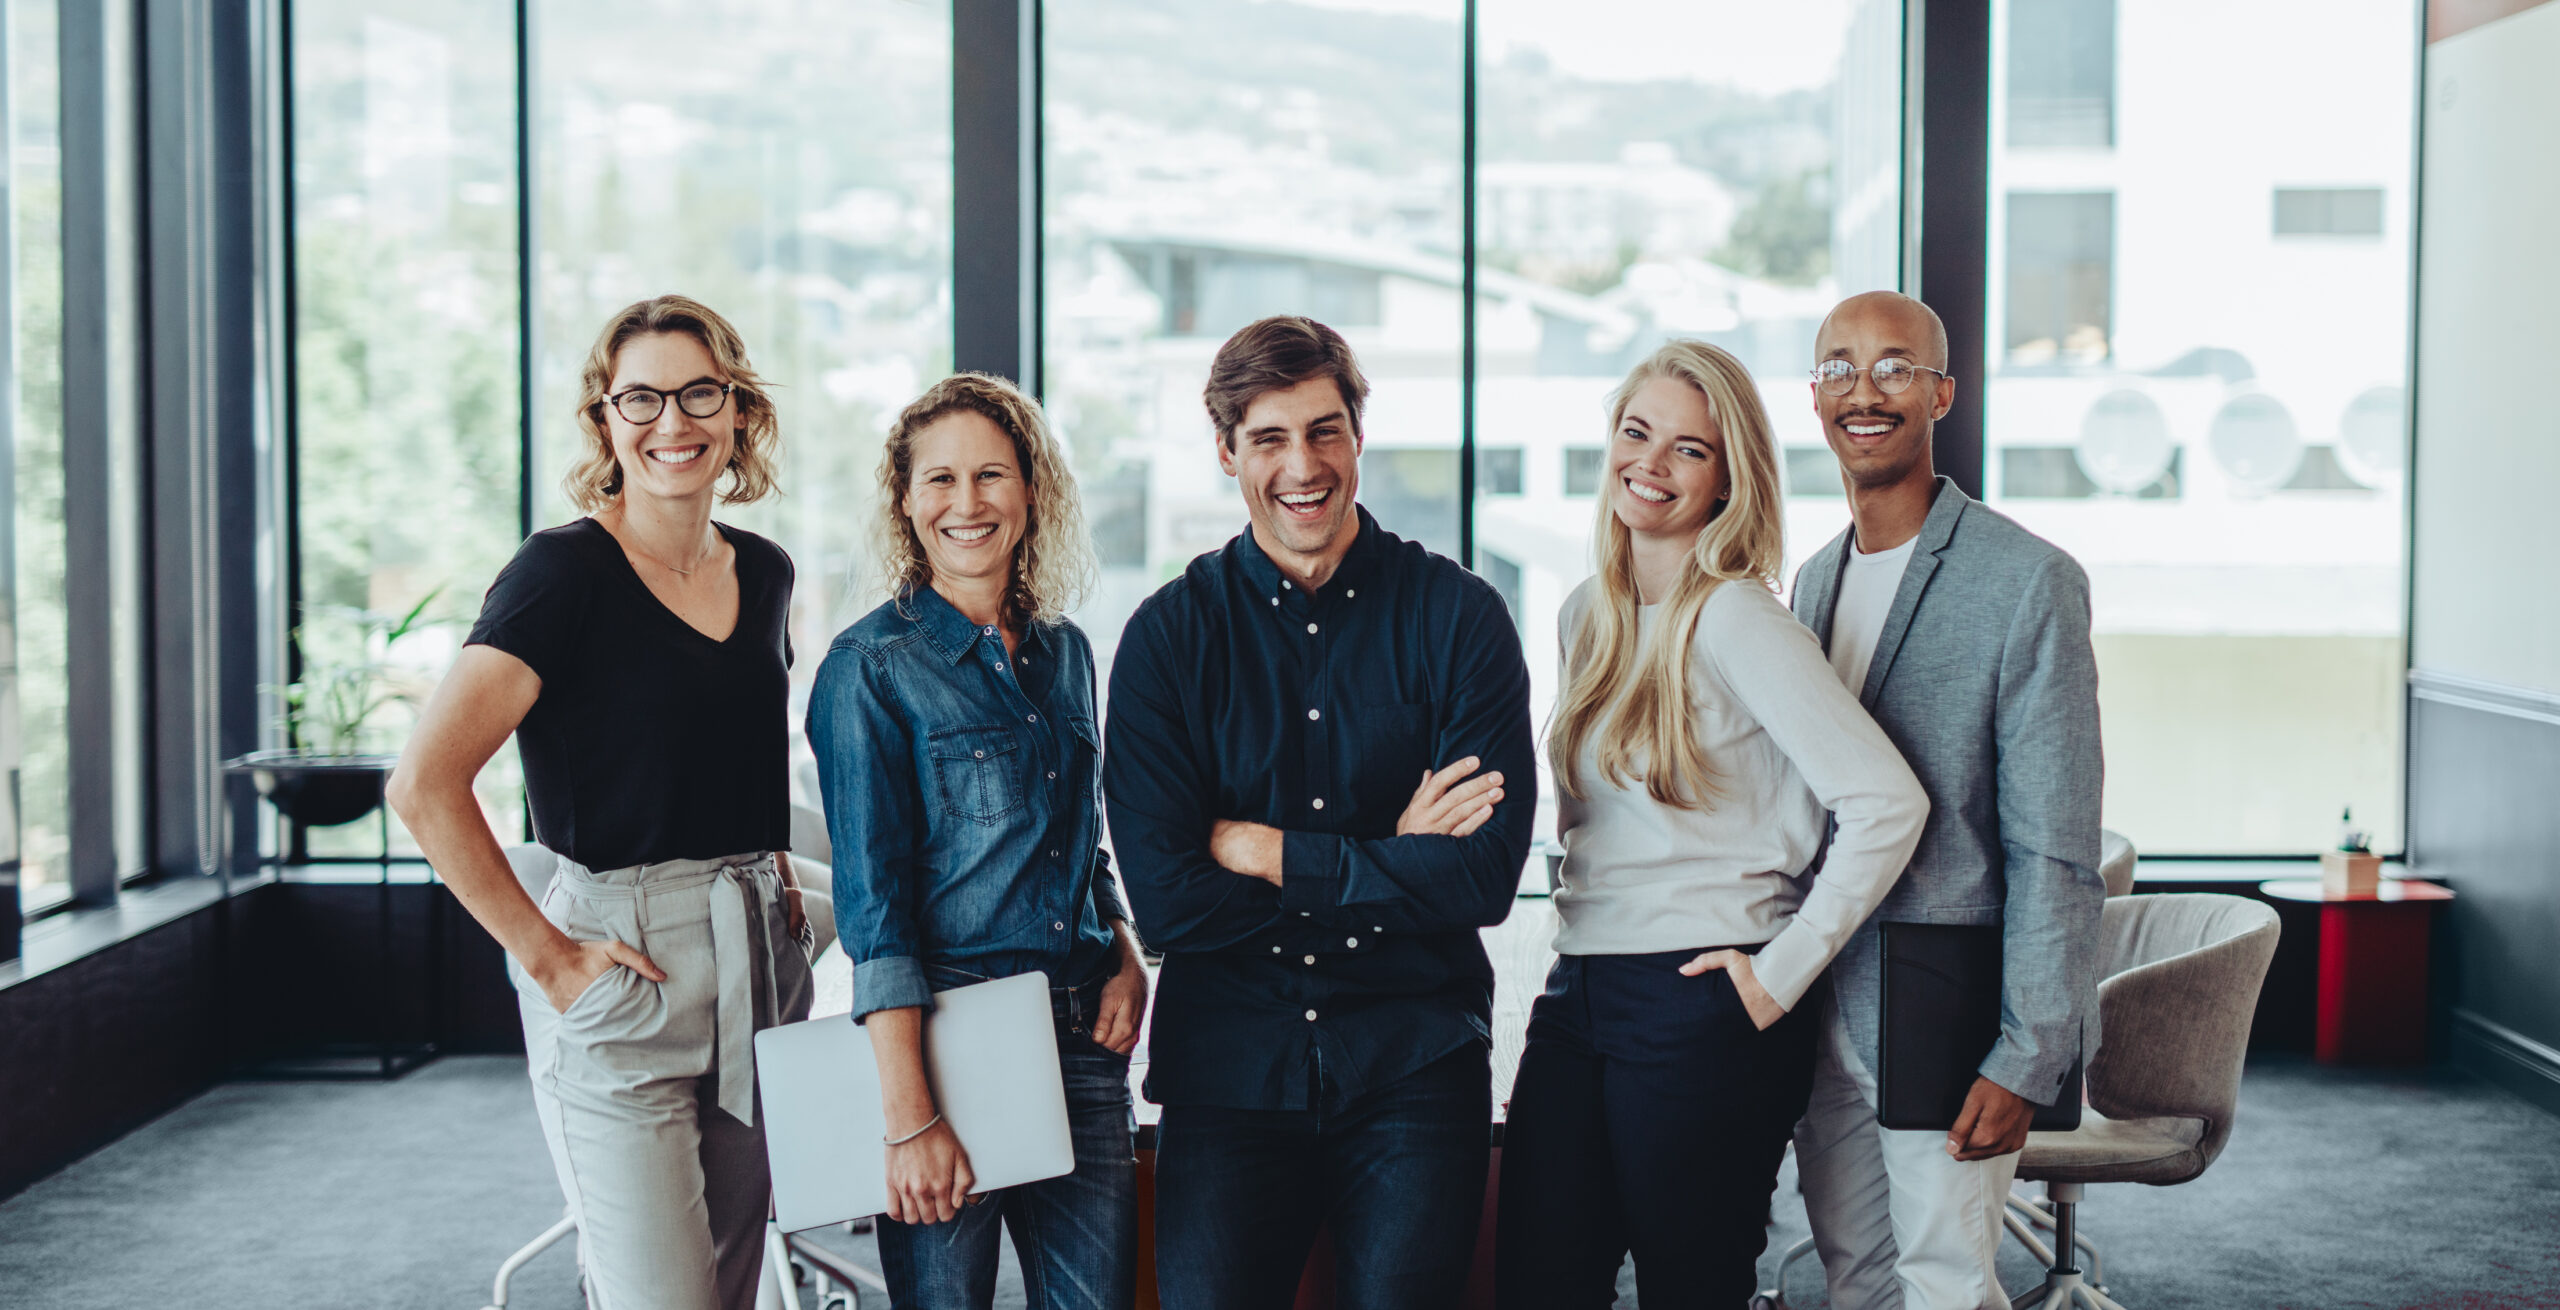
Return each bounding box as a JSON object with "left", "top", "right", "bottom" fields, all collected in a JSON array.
[
  {"left": 807, "top": 585, "right": 1128, "bottom": 1021},
  {"left": 1105, "top": 507, "right": 1537, "bottom": 1112}
]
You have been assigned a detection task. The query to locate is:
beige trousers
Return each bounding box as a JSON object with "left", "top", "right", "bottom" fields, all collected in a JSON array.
[{"left": 513, "top": 850, "right": 815, "bottom": 1310}]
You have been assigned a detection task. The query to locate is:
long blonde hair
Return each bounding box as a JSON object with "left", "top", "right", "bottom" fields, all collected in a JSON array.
[
  {"left": 564, "top": 295, "right": 782, "bottom": 514},
  {"left": 1548, "top": 340, "right": 1786, "bottom": 810},
  {"left": 872, "top": 372, "right": 1097, "bottom": 628}
]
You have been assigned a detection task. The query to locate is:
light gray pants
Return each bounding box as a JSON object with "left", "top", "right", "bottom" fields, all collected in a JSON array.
[
  {"left": 513, "top": 850, "right": 815, "bottom": 1310},
  {"left": 1793, "top": 995, "right": 2022, "bottom": 1310}
]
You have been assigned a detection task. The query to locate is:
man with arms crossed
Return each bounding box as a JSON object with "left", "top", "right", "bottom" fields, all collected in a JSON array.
[
  {"left": 1106, "top": 315, "right": 1536, "bottom": 1310},
  {"left": 1790, "top": 290, "right": 2106, "bottom": 1310}
]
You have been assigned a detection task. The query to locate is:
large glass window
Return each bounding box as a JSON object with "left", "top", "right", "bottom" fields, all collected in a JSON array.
[
  {"left": 1986, "top": 0, "right": 2416, "bottom": 852},
  {"left": 2008, "top": 0, "right": 2114, "bottom": 148},
  {"left": 291, "top": 0, "right": 521, "bottom": 855},
  {"left": 535, "top": 0, "right": 953, "bottom": 792},
  {"left": 1044, "top": 0, "right": 1466, "bottom": 687},
  {"left": 10, "top": 0, "right": 65, "bottom": 909},
  {"left": 1475, "top": 0, "right": 1906, "bottom": 843}
]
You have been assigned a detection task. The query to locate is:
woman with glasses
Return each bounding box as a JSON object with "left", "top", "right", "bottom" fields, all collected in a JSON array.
[
  {"left": 389, "top": 294, "right": 813, "bottom": 1310},
  {"left": 1492, "top": 340, "right": 1928, "bottom": 1309},
  {"left": 806, "top": 372, "right": 1148, "bottom": 1310}
]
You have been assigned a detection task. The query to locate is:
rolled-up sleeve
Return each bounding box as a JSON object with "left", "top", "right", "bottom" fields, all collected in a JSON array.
[{"left": 806, "top": 643, "right": 934, "bottom": 1021}]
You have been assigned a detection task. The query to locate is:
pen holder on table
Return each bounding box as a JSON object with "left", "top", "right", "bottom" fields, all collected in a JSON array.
[{"left": 2319, "top": 850, "right": 2382, "bottom": 897}]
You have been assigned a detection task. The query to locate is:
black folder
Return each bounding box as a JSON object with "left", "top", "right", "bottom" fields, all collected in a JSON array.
[{"left": 1876, "top": 921, "right": 2083, "bottom": 1133}]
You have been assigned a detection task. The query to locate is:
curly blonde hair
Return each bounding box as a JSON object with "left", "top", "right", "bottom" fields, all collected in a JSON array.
[
  {"left": 564, "top": 295, "right": 782, "bottom": 514},
  {"left": 1548, "top": 339, "right": 1787, "bottom": 810},
  {"left": 873, "top": 373, "right": 1096, "bottom": 628}
]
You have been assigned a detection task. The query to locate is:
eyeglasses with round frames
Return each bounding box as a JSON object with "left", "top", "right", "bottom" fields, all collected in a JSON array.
[
  {"left": 607, "top": 381, "right": 734, "bottom": 425},
  {"left": 1810, "top": 358, "right": 1947, "bottom": 397}
]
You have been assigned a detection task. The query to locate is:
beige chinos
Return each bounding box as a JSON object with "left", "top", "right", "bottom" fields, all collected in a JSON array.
[{"left": 512, "top": 850, "right": 814, "bottom": 1310}]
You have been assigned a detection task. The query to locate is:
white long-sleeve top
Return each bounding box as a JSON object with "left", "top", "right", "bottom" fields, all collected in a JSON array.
[{"left": 1551, "top": 576, "right": 1928, "bottom": 1012}]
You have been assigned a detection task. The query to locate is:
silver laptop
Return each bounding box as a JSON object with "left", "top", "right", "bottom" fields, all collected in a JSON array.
[{"left": 755, "top": 971, "right": 1075, "bottom": 1233}]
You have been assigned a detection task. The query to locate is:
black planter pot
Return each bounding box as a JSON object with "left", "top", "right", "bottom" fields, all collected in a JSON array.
[{"left": 223, "top": 750, "right": 396, "bottom": 829}]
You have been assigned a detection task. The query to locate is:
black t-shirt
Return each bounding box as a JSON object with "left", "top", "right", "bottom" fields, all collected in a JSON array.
[{"left": 466, "top": 518, "right": 794, "bottom": 871}]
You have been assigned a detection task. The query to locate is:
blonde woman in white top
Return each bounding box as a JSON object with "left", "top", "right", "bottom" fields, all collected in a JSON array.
[{"left": 1493, "top": 339, "right": 1928, "bottom": 1310}]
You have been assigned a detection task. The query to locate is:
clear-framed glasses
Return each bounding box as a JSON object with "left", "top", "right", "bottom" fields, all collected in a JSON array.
[
  {"left": 1811, "top": 358, "right": 1946, "bottom": 397},
  {"left": 608, "top": 381, "right": 734, "bottom": 425}
]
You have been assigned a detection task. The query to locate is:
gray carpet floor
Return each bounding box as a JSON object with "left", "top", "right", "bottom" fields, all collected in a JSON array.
[{"left": 1, "top": 1054, "right": 2554, "bottom": 1308}]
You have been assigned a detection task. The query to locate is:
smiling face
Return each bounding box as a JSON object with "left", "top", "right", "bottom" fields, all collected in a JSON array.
[
  {"left": 1812, "top": 293, "right": 1953, "bottom": 493},
  {"left": 903, "top": 409, "right": 1029, "bottom": 593},
  {"left": 1608, "top": 373, "right": 1730, "bottom": 545},
  {"left": 1217, "top": 374, "right": 1364, "bottom": 572},
  {"left": 604, "top": 331, "right": 743, "bottom": 505}
]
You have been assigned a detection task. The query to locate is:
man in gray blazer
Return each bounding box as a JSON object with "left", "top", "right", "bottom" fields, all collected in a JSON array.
[{"left": 1788, "top": 290, "right": 2105, "bottom": 1310}]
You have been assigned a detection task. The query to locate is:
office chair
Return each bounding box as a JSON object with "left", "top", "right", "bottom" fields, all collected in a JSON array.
[
  {"left": 480, "top": 844, "right": 875, "bottom": 1310},
  {"left": 2098, "top": 829, "right": 2137, "bottom": 898},
  {"left": 2004, "top": 892, "right": 2280, "bottom": 1310}
]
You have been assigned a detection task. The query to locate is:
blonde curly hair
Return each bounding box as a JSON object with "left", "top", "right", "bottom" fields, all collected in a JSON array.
[
  {"left": 563, "top": 295, "right": 781, "bottom": 514},
  {"left": 873, "top": 373, "right": 1096, "bottom": 628}
]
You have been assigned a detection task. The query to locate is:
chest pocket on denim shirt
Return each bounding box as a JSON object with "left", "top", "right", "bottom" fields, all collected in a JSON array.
[{"left": 927, "top": 726, "right": 1024, "bottom": 825}]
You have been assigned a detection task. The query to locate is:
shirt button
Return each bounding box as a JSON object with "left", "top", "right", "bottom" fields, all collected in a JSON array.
[
  {"left": 1270, "top": 596, "right": 1279, "bottom": 607},
  {"left": 1346, "top": 937, "right": 1359, "bottom": 948},
  {"left": 1311, "top": 798, "right": 1324, "bottom": 810},
  {"left": 1303, "top": 955, "right": 1316, "bottom": 965},
  {"left": 974, "top": 749, "right": 985, "bottom": 758},
  {"left": 1053, "top": 921, "right": 1066, "bottom": 930},
  {"left": 1307, "top": 709, "right": 1321, "bottom": 721},
  {"left": 1306, "top": 622, "right": 1318, "bottom": 635},
  {"left": 1272, "top": 945, "right": 1282, "bottom": 953},
  {"left": 1047, "top": 771, "right": 1058, "bottom": 779},
  {"left": 996, "top": 662, "right": 1005, "bottom": 671},
  {"left": 1346, "top": 589, "right": 1356, "bottom": 599},
  {"left": 1305, "top": 1009, "right": 1318, "bottom": 1021},
  {"left": 1026, "top": 714, "right": 1038, "bottom": 723},
  {"left": 1050, "top": 850, "right": 1061, "bottom": 858},
  {"left": 1282, "top": 580, "right": 1292, "bottom": 590},
  {"left": 983, "top": 626, "right": 996, "bottom": 635}
]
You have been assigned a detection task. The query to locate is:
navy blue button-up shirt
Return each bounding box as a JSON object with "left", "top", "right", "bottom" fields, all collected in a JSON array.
[
  {"left": 807, "top": 585, "right": 1128, "bottom": 1020},
  {"left": 1105, "top": 507, "right": 1536, "bottom": 1112}
]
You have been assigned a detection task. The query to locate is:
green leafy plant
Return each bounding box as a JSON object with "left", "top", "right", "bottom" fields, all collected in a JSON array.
[{"left": 277, "top": 585, "right": 446, "bottom": 757}]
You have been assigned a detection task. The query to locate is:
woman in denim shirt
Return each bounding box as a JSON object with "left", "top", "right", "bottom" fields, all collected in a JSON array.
[{"left": 807, "top": 372, "right": 1149, "bottom": 1310}]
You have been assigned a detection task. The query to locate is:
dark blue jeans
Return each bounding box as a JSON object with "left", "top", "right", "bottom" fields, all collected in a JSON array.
[
  {"left": 1494, "top": 950, "right": 1819, "bottom": 1310},
  {"left": 1154, "top": 1043, "right": 1491, "bottom": 1310},
  {"left": 875, "top": 976, "right": 1137, "bottom": 1310}
]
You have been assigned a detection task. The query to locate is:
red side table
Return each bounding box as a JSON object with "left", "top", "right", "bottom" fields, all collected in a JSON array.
[{"left": 2259, "top": 878, "right": 2455, "bottom": 1065}]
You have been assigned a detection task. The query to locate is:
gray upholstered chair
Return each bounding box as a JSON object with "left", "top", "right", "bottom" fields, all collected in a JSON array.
[
  {"left": 2004, "top": 892, "right": 2281, "bottom": 1310},
  {"left": 789, "top": 802, "right": 833, "bottom": 868},
  {"left": 2097, "top": 829, "right": 2137, "bottom": 898}
]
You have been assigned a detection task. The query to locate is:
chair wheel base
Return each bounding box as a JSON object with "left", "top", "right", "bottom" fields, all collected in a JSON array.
[{"left": 2010, "top": 1270, "right": 2124, "bottom": 1310}]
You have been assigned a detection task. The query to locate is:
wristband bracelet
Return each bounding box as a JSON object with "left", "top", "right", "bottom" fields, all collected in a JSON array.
[{"left": 884, "top": 1113, "right": 942, "bottom": 1146}]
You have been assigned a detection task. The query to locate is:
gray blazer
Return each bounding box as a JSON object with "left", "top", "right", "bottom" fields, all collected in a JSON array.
[{"left": 1791, "top": 477, "right": 2105, "bottom": 1105}]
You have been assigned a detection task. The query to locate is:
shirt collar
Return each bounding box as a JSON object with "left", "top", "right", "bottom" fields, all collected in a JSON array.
[
  {"left": 1230, "top": 504, "right": 1386, "bottom": 604},
  {"left": 903, "top": 584, "right": 999, "bottom": 665}
]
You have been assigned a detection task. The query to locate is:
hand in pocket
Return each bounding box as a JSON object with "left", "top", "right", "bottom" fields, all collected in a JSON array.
[{"left": 537, "top": 938, "right": 666, "bottom": 1015}]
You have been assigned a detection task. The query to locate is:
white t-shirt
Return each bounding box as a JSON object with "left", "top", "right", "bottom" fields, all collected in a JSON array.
[{"left": 1826, "top": 536, "right": 1918, "bottom": 696}]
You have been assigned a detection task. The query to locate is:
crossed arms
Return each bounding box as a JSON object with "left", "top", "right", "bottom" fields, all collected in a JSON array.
[{"left": 1104, "top": 595, "right": 1538, "bottom": 952}]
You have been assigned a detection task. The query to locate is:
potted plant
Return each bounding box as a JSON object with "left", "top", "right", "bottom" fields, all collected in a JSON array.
[{"left": 228, "top": 587, "right": 445, "bottom": 835}]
